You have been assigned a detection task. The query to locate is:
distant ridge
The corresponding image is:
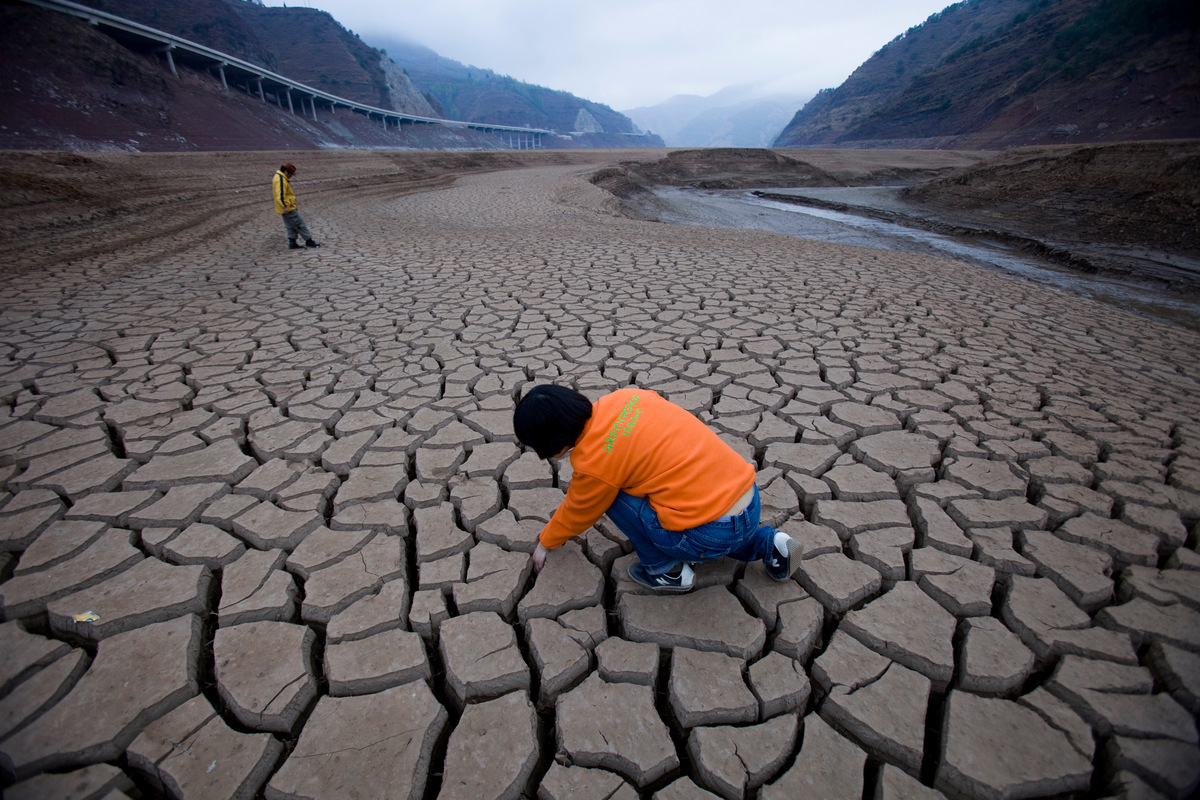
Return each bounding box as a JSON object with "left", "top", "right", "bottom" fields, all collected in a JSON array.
[
  {"left": 363, "top": 35, "right": 644, "bottom": 138},
  {"left": 774, "top": 0, "right": 1200, "bottom": 149}
]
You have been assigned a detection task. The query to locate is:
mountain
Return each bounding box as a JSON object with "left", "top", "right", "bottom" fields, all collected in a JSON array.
[
  {"left": 0, "top": 0, "right": 657, "bottom": 151},
  {"left": 0, "top": 1, "right": 503, "bottom": 151},
  {"left": 75, "top": 0, "right": 277, "bottom": 68},
  {"left": 363, "top": 36, "right": 648, "bottom": 139},
  {"left": 76, "top": 0, "right": 438, "bottom": 116},
  {"left": 228, "top": 2, "right": 438, "bottom": 116},
  {"left": 774, "top": 0, "right": 1200, "bottom": 149},
  {"left": 11, "top": 0, "right": 660, "bottom": 150},
  {"left": 623, "top": 85, "right": 811, "bottom": 147},
  {"left": 73, "top": 0, "right": 652, "bottom": 138}
]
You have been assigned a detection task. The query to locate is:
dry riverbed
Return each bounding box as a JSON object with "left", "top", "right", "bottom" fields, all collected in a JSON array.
[{"left": 0, "top": 146, "right": 1198, "bottom": 800}]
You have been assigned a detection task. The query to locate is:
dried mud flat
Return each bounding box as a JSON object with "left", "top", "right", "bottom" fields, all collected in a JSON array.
[{"left": 1, "top": 147, "right": 1199, "bottom": 800}]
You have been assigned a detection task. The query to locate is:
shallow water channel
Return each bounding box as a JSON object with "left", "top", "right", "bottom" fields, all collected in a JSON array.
[{"left": 644, "top": 186, "right": 1200, "bottom": 329}]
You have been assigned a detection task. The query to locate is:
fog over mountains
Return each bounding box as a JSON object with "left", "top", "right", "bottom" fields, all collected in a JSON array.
[{"left": 622, "top": 85, "right": 812, "bottom": 148}]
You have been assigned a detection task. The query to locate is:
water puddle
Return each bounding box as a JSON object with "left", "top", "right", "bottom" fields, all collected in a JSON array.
[{"left": 645, "top": 187, "right": 1200, "bottom": 329}]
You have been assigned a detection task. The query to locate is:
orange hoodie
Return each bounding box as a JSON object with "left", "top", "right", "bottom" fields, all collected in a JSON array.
[{"left": 539, "top": 388, "right": 755, "bottom": 549}]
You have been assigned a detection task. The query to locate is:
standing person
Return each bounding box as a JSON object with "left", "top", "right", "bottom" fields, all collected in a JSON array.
[
  {"left": 513, "top": 384, "right": 800, "bottom": 593},
  {"left": 272, "top": 163, "right": 320, "bottom": 250}
]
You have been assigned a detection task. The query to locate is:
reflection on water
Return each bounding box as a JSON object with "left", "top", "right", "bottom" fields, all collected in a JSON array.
[{"left": 648, "top": 187, "right": 1200, "bottom": 329}]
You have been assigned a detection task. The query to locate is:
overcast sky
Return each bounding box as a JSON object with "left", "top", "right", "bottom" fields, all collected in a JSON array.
[{"left": 266, "top": 0, "right": 953, "bottom": 110}]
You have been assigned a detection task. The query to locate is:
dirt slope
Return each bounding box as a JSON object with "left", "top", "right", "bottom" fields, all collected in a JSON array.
[
  {"left": 902, "top": 139, "right": 1200, "bottom": 284},
  {"left": 589, "top": 147, "right": 990, "bottom": 200}
]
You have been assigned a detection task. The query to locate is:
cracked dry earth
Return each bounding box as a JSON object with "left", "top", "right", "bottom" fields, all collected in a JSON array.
[{"left": 1, "top": 152, "right": 1199, "bottom": 800}]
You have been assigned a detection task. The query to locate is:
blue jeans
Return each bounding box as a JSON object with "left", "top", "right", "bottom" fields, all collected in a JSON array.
[{"left": 604, "top": 486, "right": 777, "bottom": 575}]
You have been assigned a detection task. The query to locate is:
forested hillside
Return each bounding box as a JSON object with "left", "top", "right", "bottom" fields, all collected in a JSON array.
[{"left": 365, "top": 37, "right": 639, "bottom": 135}]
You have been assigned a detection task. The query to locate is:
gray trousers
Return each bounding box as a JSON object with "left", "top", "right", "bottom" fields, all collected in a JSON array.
[{"left": 281, "top": 209, "right": 312, "bottom": 242}]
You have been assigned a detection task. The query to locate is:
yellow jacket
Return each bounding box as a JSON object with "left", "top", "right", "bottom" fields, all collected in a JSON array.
[{"left": 272, "top": 170, "right": 297, "bottom": 214}]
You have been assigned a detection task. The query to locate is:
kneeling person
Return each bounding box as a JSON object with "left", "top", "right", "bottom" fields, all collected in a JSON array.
[{"left": 513, "top": 384, "right": 799, "bottom": 593}]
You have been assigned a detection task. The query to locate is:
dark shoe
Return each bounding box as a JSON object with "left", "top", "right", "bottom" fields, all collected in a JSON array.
[
  {"left": 288, "top": 240, "right": 302, "bottom": 250},
  {"left": 305, "top": 239, "right": 321, "bottom": 248},
  {"left": 764, "top": 532, "right": 800, "bottom": 581},
  {"left": 628, "top": 562, "right": 694, "bottom": 593}
]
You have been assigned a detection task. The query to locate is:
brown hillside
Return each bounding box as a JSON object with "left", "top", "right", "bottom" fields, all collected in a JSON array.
[
  {"left": 0, "top": 6, "right": 501, "bottom": 151},
  {"left": 76, "top": 0, "right": 277, "bottom": 68},
  {"left": 776, "top": 0, "right": 1200, "bottom": 149},
  {"left": 775, "top": 0, "right": 1027, "bottom": 147},
  {"left": 79, "top": 0, "right": 399, "bottom": 111},
  {"left": 229, "top": 3, "right": 394, "bottom": 110},
  {"left": 850, "top": 0, "right": 1200, "bottom": 148},
  {"left": 75, "top": 0, "right": 643, "bottom": 136}
]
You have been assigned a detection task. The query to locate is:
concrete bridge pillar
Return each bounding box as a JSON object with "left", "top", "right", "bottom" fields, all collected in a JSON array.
[
  {"left": 286, "top": 89, "right": 294, "bottom": 114},
  {"left": 157, "top": 45, "right": 177, "bottom": 77}
]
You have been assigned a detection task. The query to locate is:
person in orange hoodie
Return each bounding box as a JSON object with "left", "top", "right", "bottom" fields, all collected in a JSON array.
[{"left": 513, "top": 384, "right": 799, "bottom": 593}]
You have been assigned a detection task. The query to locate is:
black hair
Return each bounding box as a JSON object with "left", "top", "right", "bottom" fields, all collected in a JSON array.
[{"left": 513, "top": 384, "right": 593, "bottom": 459}]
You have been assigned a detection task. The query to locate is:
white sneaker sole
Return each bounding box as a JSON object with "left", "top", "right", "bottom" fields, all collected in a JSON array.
[{"left": 768, "top": 535, "right": 800, "bottom": 580}]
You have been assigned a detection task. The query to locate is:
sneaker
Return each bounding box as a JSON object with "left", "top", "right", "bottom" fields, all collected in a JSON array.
[
  {"left": 628, "top": 561, "right": 694, "bottom": 593},
  {"left": 305, "top": 240, "right": 321, "bottom": 248},
  {"left": 764, "top": 531, "right": 800, "bottom": 581},
  {"left": 288, "top": 241, "right": 302, "bottom": 250}
]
